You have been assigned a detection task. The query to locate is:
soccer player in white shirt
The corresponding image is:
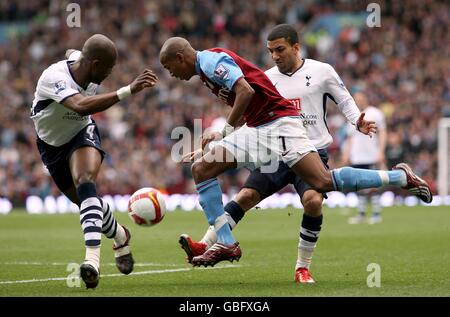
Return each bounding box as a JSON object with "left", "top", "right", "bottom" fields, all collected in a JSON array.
[
  {"left": 31, "top": 34, "right": 157, "bottom": 289},
  {"left": 177, "top": 24, "right": 431, "bottom": 283},
  {"left": 343, "top": 92, "right": 387, "bottom": 224}
]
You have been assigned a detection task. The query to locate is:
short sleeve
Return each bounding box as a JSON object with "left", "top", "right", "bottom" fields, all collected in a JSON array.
[
  {"left": 68, "top": 50, "right": 81, "bottom": 62},
  {"left": 198, "top": 51, "right": 244, "bottom": 90},
  {"left": 39, "top": 71, "right": 79, "bottom": 104}
]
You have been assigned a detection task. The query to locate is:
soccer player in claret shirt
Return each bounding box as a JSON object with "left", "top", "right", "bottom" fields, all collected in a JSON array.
[
  {"left": 30, "top": 34, "right": 158, "bottom": 289},
  {"left": 179, "top": 24, "right": 380, "bottom": 283},
  {"left": 159, "top": 36, "right": 432, "bottom": 269}
]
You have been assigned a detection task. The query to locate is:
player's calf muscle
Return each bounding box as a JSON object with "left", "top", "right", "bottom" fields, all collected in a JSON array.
[
  {"left": 191, "top": 161, "right": 222, "bottom": 182},
  {"left": 293, "top": 169, "right": 332, "bottom": 193},
  {"left": 311, "top": 177, "right": 333, "bottom": 193}
]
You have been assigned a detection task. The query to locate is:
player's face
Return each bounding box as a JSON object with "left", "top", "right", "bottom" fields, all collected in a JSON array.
[
  {"left": 267, "top": 38, "right": 300, "bottom": 74},
  {"left": 161, "top": 56, "right": 192, "bottom": 81},
  {"left": 91, "top": 58, "right": 115, "bottom": 84}
]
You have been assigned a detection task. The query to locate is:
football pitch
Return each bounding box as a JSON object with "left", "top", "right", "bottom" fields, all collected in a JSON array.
[{"left": 0, "top": 205, "right": 449, "bottom": 297}]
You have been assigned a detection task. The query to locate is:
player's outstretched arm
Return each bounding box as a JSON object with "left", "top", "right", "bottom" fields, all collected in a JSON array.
[{"left": 62, "top": 69, "right": 158, "bottom": 116}]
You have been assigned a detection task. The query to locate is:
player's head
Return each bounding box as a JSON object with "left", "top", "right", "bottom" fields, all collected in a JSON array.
[
  {"left": 267, "top": 24, "right": 301, "bottom": 74},
  {"left": 159, "top": 37, "right": 197, "bottom": 81},
  {"left": 81, "top": 34, "right": 117, "bottom": 84}
]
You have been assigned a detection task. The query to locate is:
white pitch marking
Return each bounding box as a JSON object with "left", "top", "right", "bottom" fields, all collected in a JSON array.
[
  {"left": 1, "top": 261, "right": 181, "bottom": 267},
  {"left": 0, "top": 264, "right": 241, "bottom": 285}
]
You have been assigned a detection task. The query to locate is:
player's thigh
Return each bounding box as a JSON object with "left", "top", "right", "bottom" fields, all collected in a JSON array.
[
  {"left": 191, "top": 145, "right": 237, "bottom": 182},
  {"left": 68, "top": 123, "right": 106, "bottom": 185},
  {"left": 239, "top": 161, "right": 292, "bottom": 210},
  {"left": 293, "top": 148, "right": 329, "bottom": 214},
  {"left": 290, "top": 151, "right": 333, "bottom": 193},
  {"left": 69, "top": 146, "right": 103, "bottom": 185}
]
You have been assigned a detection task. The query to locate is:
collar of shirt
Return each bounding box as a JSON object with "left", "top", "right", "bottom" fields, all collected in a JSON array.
[{"left": 194, "top": 51, "right": 202, "bottom": 75}]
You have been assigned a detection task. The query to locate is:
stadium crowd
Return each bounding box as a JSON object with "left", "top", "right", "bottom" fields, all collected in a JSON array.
[{"left": 0, "top": 0, "right": 448, "bottom": 207}]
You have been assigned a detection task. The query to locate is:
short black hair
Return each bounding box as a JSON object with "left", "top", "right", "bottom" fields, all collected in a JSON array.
[{"left": 267, "top": 24, "right": 299, "bottom": 45}]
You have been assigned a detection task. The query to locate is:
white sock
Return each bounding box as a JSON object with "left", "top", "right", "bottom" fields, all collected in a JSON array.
[
  {"left": 200, "top": 225, "right": 217, "bottom": 248},
  {"left": 296, "top": 239, "right": 317, "bottom": 270},
  {"left": 114, "top": 245, "right": 130, "bottom": 258},
  {"left": 85, "top": 246, "right": 101, "bottom": 270},
  {"left": 100, "top": 199, "right": 127, "bottom": 246},
  {"left": 113, "top": 225, "right": 127, "bottom": 248},
  {"left": 225, "top": 212, "right": 237, "bottom": 229},
  {"left": 372, "top": 195, "right": 381, "bottom": 215},
  {"left": 358, "top": 195, "right": 368, "bottom": 215}
]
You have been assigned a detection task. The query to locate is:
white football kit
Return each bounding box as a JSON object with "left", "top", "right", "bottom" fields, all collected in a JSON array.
[
  {"left": 265, "top": 58, "right": 361, "bottom": 150},
  {"left": 31, "top": 50, "right": 98, "bottom": 146},
  {"left": 213, "top": 58, "right": 362, "bottom": 170}
]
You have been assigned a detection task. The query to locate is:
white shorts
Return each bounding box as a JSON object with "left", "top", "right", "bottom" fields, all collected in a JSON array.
[{"left": 214, "top": 116, "right": 317, "bottom": 173}]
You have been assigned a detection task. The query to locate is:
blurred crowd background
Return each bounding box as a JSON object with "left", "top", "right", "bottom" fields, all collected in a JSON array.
[{"left": 1, "top": 0, "right": 448, "bottom": 207}]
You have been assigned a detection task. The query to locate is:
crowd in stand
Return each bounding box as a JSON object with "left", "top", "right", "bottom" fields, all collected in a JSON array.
[{"left": 1, "top": 0, "right": 448, "bottom": 206}]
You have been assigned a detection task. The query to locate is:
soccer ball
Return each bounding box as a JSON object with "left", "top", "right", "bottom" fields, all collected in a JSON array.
[{"left": 128, "top": 187, "right": 166, "bottom": 227}]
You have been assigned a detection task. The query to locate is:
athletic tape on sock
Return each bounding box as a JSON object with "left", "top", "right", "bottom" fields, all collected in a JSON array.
[{"left": 214, "top": 214, "right": 228, "bottom": 232}]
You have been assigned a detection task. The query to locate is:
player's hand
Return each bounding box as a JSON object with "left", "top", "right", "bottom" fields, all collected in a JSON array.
[
  {"left": 130, "top": 69, "right": 158, "bottom": 94},
  {"left": 356, "top": 113, "right": 377, "bottom": 138},
  {"left": 182, "top": 149, "right": 203, "bottom": 162},
  {"left": 201, "top": 131, "right": 222, "bottom": 150}
]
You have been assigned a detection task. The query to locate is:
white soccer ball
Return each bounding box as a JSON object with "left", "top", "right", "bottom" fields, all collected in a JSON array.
[{"left": 128, "top": 187, "right": 166, "bottom": 227}]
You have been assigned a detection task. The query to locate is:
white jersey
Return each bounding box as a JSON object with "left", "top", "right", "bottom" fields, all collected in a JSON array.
[
  {"left": 347, "top": 106, "right": 386, "bottom": 165},
  {"left": 265, "top": 58, "right": 361, "bottom": 149},
  {"left": 30, "top": 50, "right": 98, "bottom": 146}
]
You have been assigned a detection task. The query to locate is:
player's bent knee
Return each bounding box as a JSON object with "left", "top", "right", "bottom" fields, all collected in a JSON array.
[
  {"left": 236, "top": 188, "right": 260, "bottom": 209},
  {"left": 191, "top": 161, "right": 213, "bottom": 182},
  {"left": 74, "top": 174, "right": 97, "bottom": 187},
  {"left": 302, "top": 193, "right": 323, "bottom": 215}
]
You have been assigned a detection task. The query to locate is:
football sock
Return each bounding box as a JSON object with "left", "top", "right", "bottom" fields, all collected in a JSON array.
[
  {"left": 331, "top": 167, "right": 406, "bottom": 192},
  {"left": 77, "top": 182, "right": 102, "bottom": 269},
  {"left": 200, "top": 225, "right": 217, "bottom": 248},
  {"left": 372, "top": 194, "right": 381, "bottom": 216},
  {"left": 199, "top": 200, "right": 245, "bottom": 247},
  {"left": 99, "top": 199, "right": 127, "bottom": 247},
  {"left": 357, "top": 195, "right": 367, "bottom": 216},
  {"left": 296, "top": 214, "right": 322, "bottom": 270},
  {"left": 196, "top": 178, "right": 236, "bottom": 245},
  {"left": 85, "top": 247, "right": 101, "bottom": 270},
  {"left": 224, "top": 200, "right": 245, "bottom": 229}
]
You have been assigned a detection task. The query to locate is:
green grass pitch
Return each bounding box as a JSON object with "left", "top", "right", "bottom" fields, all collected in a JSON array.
[{"left": 0, "top": 205, "right": 449, "bottom": 296}]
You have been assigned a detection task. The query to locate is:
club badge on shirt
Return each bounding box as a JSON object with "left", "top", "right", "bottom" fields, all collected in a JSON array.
[
  {"left": 54, "top": 80, "right": 67, "bottom": 95},
  {"left": 214, "top": 64, "right": 229, "bottom": 80}
]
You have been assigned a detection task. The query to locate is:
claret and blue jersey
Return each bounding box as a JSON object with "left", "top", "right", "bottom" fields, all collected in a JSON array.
[{"left": 195, "top": 48, "right": 298, "bottom": 127}]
